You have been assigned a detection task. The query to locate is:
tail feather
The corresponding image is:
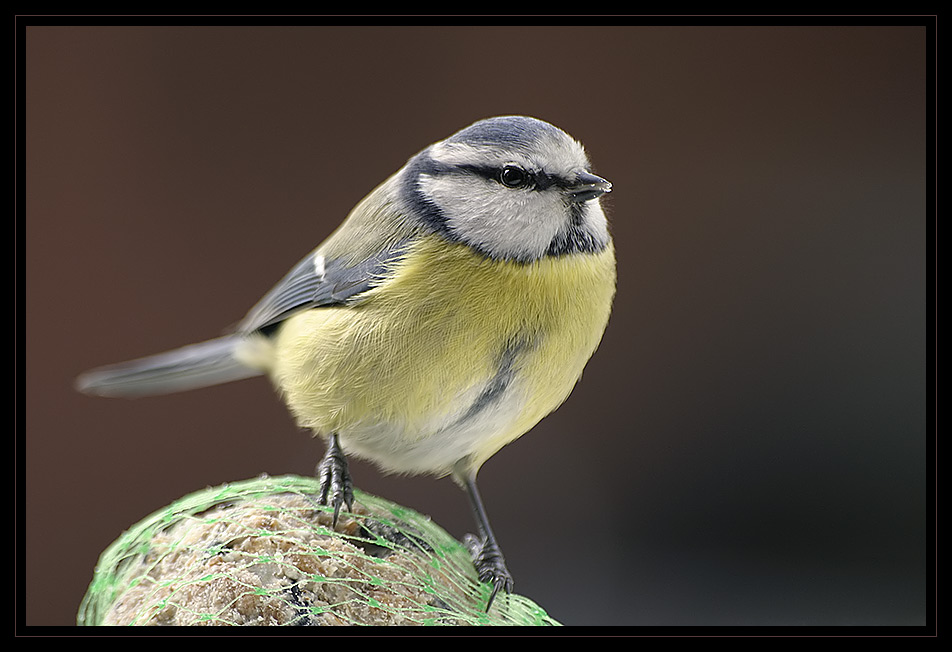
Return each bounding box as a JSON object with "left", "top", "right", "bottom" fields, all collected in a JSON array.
[{"left": 75, "top": 335, "right": 263, "bottom": 398}]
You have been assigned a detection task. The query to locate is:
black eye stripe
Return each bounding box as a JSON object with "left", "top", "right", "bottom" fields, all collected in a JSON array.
[{"left": 455, "top": 164, "right": 562, "bottom": 191}]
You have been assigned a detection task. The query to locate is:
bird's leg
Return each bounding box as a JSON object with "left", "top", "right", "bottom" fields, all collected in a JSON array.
[
  {"left": 315, "top": 433, "right": 353, "bottom": 526},
  {"left": 461, "top": 474, "right": 514, "bottom": 611}
]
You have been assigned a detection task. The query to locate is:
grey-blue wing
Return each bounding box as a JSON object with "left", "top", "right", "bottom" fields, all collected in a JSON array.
[{"left": 237, "top": 242, "right": 409, "bottom": 334}]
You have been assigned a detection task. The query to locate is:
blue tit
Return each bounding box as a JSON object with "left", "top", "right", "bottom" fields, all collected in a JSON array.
[{"left": 77, "top": 115, "right": 616, "bottom": 608}]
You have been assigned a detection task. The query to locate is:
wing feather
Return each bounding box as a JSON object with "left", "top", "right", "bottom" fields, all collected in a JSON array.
[{"left": 236, "top": 243, "right": 409, "bottom": 334}]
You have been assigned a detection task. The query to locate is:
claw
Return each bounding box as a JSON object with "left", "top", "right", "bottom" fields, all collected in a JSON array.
[
  {"left": 467, "top": 533, "right": 514, "bottom": 611},
  {"left": 315, "top": 433, "right": 353, "bottom": 526}
]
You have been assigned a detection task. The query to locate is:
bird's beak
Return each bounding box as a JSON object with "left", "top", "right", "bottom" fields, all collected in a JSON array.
[{"left": 567, "top": 171, "right": 612, "bottom": 203}]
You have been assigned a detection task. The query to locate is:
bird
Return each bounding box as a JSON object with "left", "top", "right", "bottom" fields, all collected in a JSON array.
[{"left": 76, "top": 115, "right": 616, "bottom": 609}]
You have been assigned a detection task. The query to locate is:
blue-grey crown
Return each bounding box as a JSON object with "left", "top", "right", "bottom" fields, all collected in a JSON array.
[{"left": 445, "top": 115, "right": 565, "bottom": 151}]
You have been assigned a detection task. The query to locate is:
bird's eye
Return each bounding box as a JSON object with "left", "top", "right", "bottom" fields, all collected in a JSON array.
[{"left": 499, "top": 165, "right": 529, "bottom": 188}]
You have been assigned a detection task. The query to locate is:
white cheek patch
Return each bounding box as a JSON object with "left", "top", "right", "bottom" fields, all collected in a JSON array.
[
  {"left": 418, "top": 173, "right": 564, "bottom": 260},
  {"left": 419, "top": 126, "right": 604, "bottom": 260},
  {"left": 581, "top": 201, "right": 611, "bottom": 246}
]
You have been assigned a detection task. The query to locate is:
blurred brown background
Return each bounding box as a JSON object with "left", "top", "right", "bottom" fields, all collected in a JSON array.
[{"left": 23, "top": 23, "right": 930, "bottom": 627}]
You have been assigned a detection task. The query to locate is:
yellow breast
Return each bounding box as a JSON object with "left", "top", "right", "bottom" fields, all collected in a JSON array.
[{"left": 271, "top": 234, "right": 616, "bottom": 476}]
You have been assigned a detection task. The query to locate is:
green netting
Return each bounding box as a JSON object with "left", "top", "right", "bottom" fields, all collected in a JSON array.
[{"left": 77, "top": 474, "right": 559, "bottom": 626}]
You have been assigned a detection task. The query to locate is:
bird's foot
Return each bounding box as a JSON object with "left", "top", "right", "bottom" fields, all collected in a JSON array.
[
  {"left": 464, "top": 533, "right": 514, "bottom": 611},
  {"left": 315, "top": 433, "right": 353, "bottom": 526}
]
